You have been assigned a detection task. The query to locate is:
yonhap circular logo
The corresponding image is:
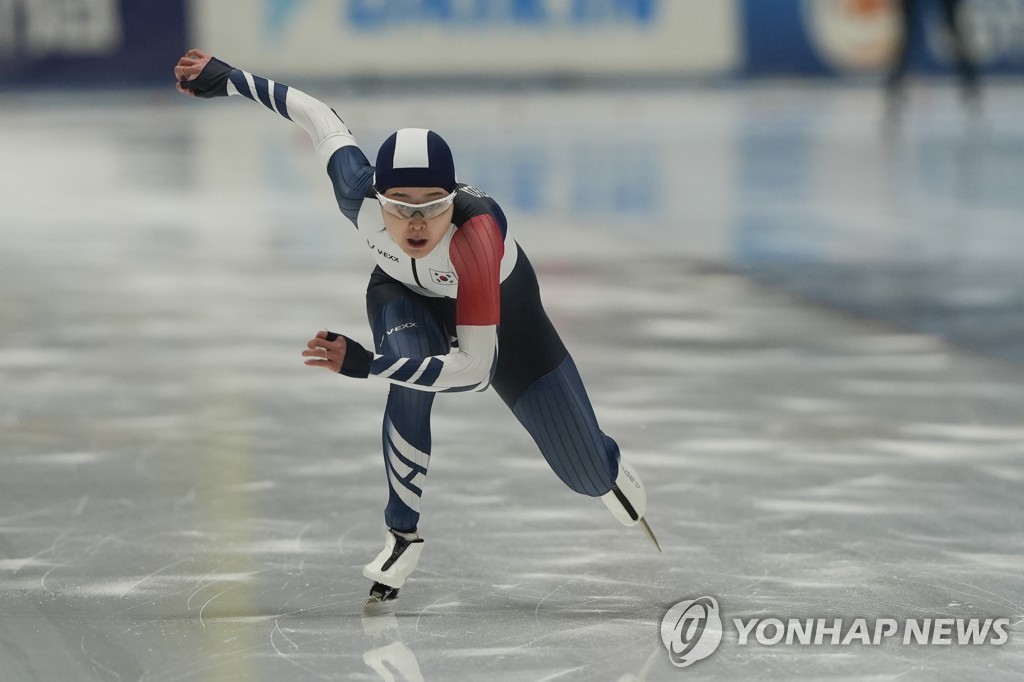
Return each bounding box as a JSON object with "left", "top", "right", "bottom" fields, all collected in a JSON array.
[{"left": 661, "top": 596, "right": 723, "bottom": 668}]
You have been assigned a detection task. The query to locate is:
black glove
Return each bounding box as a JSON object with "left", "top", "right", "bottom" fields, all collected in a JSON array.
[
  {"left": 179, "top": 57, "right": 233, "bottom": 98},
  {"left": 324, "top": 331, "right": 374, "bottom": 378}
]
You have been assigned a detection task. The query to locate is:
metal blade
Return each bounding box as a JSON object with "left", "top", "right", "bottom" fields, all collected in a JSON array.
[
  {"left": 363, "top": 596, "right": 397, "bottom": 616},
  {"left": 638, "top": 518, "right": 662, "bottom": 552}
]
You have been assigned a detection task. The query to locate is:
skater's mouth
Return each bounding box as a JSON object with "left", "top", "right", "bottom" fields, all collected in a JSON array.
[{"left": 407, "top": 238, "right": 429, "bottom": 249}]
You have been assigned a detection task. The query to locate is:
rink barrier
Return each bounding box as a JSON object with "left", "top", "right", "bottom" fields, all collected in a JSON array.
[
  {"left": 3, "top": 0, "right": 1021, "bottom": 86},
  {"left": 0, "top": 0, "right": 187, "bottom": 86},
  {"left": 741, "top": 0, "right": 1024, "bottom": 76}
]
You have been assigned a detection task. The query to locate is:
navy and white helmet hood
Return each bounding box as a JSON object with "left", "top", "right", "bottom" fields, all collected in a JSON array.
[{"left": 374, "top": 128, "right": 456, "bottom": 192}]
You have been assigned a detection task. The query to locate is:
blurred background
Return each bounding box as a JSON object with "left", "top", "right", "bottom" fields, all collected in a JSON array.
[
  {"left": 5, "top": 0, "right": 1023, "bottom": 356},
  {"left": 3, "top": 1, "right": 1024, "bottom": 681}
]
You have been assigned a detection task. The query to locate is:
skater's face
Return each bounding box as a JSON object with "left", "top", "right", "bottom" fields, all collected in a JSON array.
[{"left": 378, "top": 186, "right": 456, "bottom": 258}]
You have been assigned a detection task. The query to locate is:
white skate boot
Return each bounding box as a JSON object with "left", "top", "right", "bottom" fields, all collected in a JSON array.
[
  {"left": 362, "top": 528, "right": 424, "bottom": 613},
  {"left": 601, "top": 457, "right": 661, "bottom": 552}
]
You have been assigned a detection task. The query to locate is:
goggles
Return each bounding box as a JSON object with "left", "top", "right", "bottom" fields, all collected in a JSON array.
[{"left": 375, "top": 189, "right": 457, "bottom": 220}]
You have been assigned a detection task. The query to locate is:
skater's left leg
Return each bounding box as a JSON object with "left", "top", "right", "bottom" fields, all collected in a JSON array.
[
  {"left": 506, "top": 353, "right": 617, "bottom": 497},
  {"left": 502, "top": 353, "right": 648, "bottom": 527},
  {"left": 491, "top": 250, "right": 649, "bottom": 528}
]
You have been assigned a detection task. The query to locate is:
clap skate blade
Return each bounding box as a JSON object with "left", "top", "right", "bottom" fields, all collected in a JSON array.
[
  {"left": 638, "top": 517, "right": 662, "bottom": 552},
  {"left": 363, "top": 582, "right": 400, "bottom": 615}
]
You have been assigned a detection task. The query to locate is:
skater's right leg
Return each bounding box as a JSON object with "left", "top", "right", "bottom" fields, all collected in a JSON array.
[
  {"left": 363, "top": 384, "right": 433, "bottom": 602},
  {"left": 363, "top": 271, "right": 452, "bottom": 601},
  {"left": 380, "top": 384, "right": 434, "bottom": 534}
]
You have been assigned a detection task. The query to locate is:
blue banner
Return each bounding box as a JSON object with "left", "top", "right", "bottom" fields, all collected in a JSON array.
[
  {"left": 342, "top": 0, "right": 658, "bottom": 28},
  {"left": 741, "top": 0, "right": 1024, "bottom": 76},
  {"left": 0, "top": 1, "right": 187, "bottom": 86}
]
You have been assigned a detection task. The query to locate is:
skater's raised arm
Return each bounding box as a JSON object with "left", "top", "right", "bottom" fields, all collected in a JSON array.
[{"left": 174, "top": 49, "right": 373, "bottom": 224}]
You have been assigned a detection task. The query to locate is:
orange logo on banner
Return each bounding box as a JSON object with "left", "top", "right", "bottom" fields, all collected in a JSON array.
[{"left": 802, "top": 0, "right": 901, "bottom": 71}]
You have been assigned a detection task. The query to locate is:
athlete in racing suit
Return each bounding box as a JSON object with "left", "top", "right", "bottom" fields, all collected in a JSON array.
[{"left": 174, "top": 49, "right": 656, "bottom": 608}]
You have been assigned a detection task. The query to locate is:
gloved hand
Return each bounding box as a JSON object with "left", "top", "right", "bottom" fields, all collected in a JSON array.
[
  {"left": 174, "top": 48, "right": 233, "bottom": 98},
  {"left": 302, "top": 330, "right": 373, "bottom": 378}
]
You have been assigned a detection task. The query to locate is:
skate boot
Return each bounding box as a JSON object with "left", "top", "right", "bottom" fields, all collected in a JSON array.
[
  {"left": 601, "top": 457, "right": 661, "bottom": 552},
  {"left": 362, "top": 528, "right": 424, "bottom": 613}
]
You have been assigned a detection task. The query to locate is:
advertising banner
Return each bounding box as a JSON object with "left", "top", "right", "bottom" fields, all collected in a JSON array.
[
  {"left": 193, "top": 0, "right": 740, "bottom": 78},
  {"left": 741, "top": 0, "right": 1024, "bottom": 76},
  {"left": 0, "top": 1, "right": 187, "bottom": 86}
]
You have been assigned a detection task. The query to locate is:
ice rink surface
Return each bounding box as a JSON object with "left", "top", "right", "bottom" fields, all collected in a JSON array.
[{"left": 2, "top": 81, "right": 1023, "bottom": 680}]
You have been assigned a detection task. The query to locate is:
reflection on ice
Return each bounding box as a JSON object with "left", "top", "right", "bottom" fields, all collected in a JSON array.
[{"left": 361, "top": 611, "right": 425, "bottom": 682}]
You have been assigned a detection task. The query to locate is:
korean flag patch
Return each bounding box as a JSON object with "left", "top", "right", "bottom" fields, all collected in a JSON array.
[{"left": 430, "top": 269, "right": 458, "bottom": 285}]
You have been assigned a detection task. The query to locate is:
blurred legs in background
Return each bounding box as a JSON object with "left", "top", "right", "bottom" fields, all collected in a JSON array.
[{"left": 886, "top": 0, "right": 980, "bottom": 113}]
